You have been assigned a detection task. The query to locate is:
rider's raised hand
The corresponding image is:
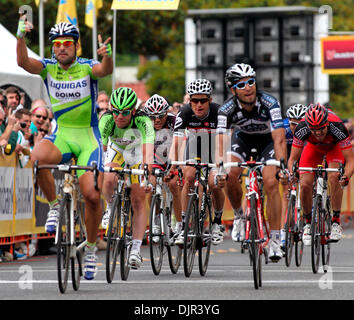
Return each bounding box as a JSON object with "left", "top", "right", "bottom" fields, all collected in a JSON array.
[{"left": 97, "top": 34, "right": 112, "bottom": 58}]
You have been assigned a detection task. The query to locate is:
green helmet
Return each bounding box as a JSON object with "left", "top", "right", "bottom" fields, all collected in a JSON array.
[{"left": 110, "top": 87, "right": 137, "bottom": 111}]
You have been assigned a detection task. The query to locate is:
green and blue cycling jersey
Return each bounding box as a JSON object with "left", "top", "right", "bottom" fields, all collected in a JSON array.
[{"left": 39, "top": 57, "right": 104, "bottom": 176}]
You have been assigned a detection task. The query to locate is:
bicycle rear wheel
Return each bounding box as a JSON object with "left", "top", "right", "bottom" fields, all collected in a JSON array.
[
  {"left": 105, "top": 193, "right": 122, "bottom": 283},
  {"left": 311, "top": 195, "right": 321, "bottom": 274},
  {"left": 249, "top": 195, "right": 261, "bottom": 289},
  {"left": 72, "top": 200, "right": 85, "bottom": 291},
  {"left": 285, "top": 196, "right": 295, "bottom": 267},
  {"left": 198, "top": 196, "right": 212, "bottom": 276},
  {"left": 184, "top": 194, "right": 198, "bottom": 277},
  {"left": 120, "top": 200, "right": 132, "bottom": 281},
  {"left": 149, "top": 195, "right": 164, "bottom": 275},
  {"left": 57, "top": 194, "right": 71, "bottom": 294}
]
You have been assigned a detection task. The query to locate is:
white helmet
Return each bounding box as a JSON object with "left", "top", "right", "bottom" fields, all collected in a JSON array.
[
  {"left": 286, "top": 104, "right": 308, "bottom": 120},
  {"left": 49, "top": 22, "right": 80, "bottom": 41},
  {"left": 225, "top": 63, "right": 256, "bottom": 88},
  {"left": 187, "top": 79, "right": 213, "bottom": 96},
  {"left": 144, "top": 94, "right": 169, "bottom": 115}
]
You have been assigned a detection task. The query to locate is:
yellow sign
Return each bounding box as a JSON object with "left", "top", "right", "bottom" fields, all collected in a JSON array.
[{"left": 111, "top": 0, "right": 180, "bottom": 10}]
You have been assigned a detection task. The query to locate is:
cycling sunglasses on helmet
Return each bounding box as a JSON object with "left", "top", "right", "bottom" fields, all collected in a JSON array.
[{"left": 233, "top": 78, "right": 256, "bottom": 90}]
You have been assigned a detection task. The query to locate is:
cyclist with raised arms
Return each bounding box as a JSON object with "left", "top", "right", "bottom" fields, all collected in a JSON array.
[
  {"left": 17, "top": 19, "right": 113, "bottom": 280},
  {"left": 143, "top": 94, "right": 183, "bottom": 241},
  {"left": 99, "top": 87, "right": 154, "bottom": 269},
  {"left": 169, "top": 79, "right": 225, "bottom": 245},
  {"left": 216, "top": 63, "right": 287, "bottom": 261},
  {"left": 280, "top": 104, "right": 308, "bottom": 247},
  {"left": 288, "top": 103, "right": 354, "bottom": 245}
]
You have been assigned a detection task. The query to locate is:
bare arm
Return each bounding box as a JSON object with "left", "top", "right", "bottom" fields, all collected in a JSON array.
[
  {"left": 271, "top": 127, "right": 287, "bottom": 162},
  {"left": 287, "top": 146, "right": 303, "bottom": 176},
  {"left": 92, "top": 35, "right": 113, "bottom": 78},
  {"left": 17, "top": 35, "right": 43, "bottom": 75},
  {"left": 342, "top": 148, "right": 354, "bottom": 180}
]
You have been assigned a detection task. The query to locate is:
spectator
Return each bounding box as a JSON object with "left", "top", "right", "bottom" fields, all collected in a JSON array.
[
  {"left": 0, "top": 89, "right": 7, "bottom": 111},
  {"left": 5, "top": 86, "right": 21, "bottom": 113},
  {"left": 14, "top": 109, "right": 32, "bottom": 166},
  {"left": 30, "top": 99, "right": 49, "bottom": 135},
  {"left": 0, "top": 107, "right": 18, "bottom": 155},
  {"left": 183, "top": 93, "right": 190, "bottom": 104},
  {"left": 97, "top": 90, "right": 109, "bottom": 105},
  {"left": 47, "top": 108, "right": 57, "bottom": 133}
]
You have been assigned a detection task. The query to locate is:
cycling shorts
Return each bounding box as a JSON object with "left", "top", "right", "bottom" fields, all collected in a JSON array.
[
  {"left": 299, "top": 142, "right": 344, "bottom": 174},
  {"left": 104, "top": 142, "right": 142, "bottom": 184},
  {"left": 44, "top": 126, "right": 104, "bottom": 178}
]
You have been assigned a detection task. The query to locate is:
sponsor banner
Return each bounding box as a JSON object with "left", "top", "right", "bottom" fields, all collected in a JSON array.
[
  {"left": 111, "top": 0, "right": 180, "bottom": 10},
  {"left": 321, "top": 36, "right": 354, "bottom": 74}
]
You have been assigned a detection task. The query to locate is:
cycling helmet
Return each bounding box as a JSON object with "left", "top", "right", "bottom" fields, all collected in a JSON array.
[
  {"left": 225, "top": 63, "right": 256, "bottom": 88},
  {"left": 305, "top": 103, "right": 328, "bottom": 129},
  {"left": 110, "top": 87, "right": 137, "bottom": 111},
  {"left": 187, "top": 79, "right": 213, "bottom": 96},
  {"left": 286, "top": 104, "right": 308, "bottom": 120},
  {"left": 144, "top": 94, "right": 169, "bottom": 115},
  {"left": 49, "top": 22, "right": 80, "bottom": 41}
]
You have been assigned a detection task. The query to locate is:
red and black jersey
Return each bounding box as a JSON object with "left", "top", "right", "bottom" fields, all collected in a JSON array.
[{"left": 292, "top": 111, "right": 351, "bottom": 151}]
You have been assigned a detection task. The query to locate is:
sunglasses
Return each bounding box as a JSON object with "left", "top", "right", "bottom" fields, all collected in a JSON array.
[
  {"left": 150, "top": 113, "right": 166, "bottom": 120},
  {"left": 289, "top": 121, "right": 300, "bottom": 126},
  {"left": 52, "top": 39, "right": 75, "bottom": 48},
  {"left": 233, "top": 78, "right": 256, "bottom": 90},
  {"left": 39, "top": 128, "right": 49, "bottom": 134},
  {"left": 20, "top": 122, "right": 28, "bottom": 129},
  {"left": 190, "top": 98, "right": 209, "bottom": 104},
  {"left": 34, "top": 114, "right": 48, "bottom": 120},
  {"left": 112, "top": 109, "right": 132, "bottom": 117}
]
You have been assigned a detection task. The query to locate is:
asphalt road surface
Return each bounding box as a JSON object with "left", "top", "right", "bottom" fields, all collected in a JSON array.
[{"left": 1, "top": 228, "right": 354, "bottom": 306}]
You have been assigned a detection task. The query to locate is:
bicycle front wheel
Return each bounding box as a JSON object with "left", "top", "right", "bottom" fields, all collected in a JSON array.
[
  {"left": 120, "top": 201, "right": 132, "bottom": 281},
  {"left": 311, "top": 195, "right": 321, "bottom": 274},
  {"left": 105, "top": 193, "right": 122, "bottom": 283},
  {"left": 249, "top": 194, "right": 261, "bottom": 289},
  {"left": 321, "top": 197, "right": 331, "bottom": 272},
  {"left": 166, "top": 206, "right": 182, "bottom": 274},
  {"left": 149, "top": 195, "right": 163, "bottom": 275},
  {"left": 198, "top": 196, "right": 212, "bottom": 276},
  {"left": 184, "top": 194, "right": 198, "bottom": 277},
  {"left": 57, "top": 194, "right": 71, "bottom": 294},
  {"left": 284, "top": 195, "right": 295, "bottom": 267},
  {"left": 72, "top": 200, "right": 85, "bottom": 291},
  {"left": 295, "top": 215, "right": 304, "bottom": 267}
]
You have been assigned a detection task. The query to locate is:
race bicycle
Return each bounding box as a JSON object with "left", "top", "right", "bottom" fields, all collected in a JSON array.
[
  {"left": 295, "top": 159, "right": 344, "bottom": 274},
  {"left": 104, "top": 164, "right": 147, "bottom": 282},
  {"left": 222, "top": 151, "right": 285, "bottom": 289},
  {"left": 33, "top": 160, "right": 99, "bottom": 293},
  {"left": 148, "top": 166, "right": 183, "bottom": 275}
]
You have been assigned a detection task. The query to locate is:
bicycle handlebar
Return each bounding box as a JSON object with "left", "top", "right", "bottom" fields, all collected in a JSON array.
[
  {"left": 33, "top": 161, "right": 100, "bottom": 190},
  {"left": 223, "top": 159, "right": 282, "bottom": 169},
  {"left": 171, "top": 160, "right": 216, "bottom": 168}
]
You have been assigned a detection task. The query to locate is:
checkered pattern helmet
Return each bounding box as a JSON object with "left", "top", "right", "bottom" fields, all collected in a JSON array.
[
  {"left": 225, "top": 63, "right": 256, "bottom": 88},
  {"left": 187, "top": 79, "right": 213, "bottom": 96},
  {"left": 144, "top": 94, "right": 169, "bottom": 115}
]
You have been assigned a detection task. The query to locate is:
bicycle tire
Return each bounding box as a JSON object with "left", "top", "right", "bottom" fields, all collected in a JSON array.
[
  {"left": 295, "top": 216, "right": 304, "bottom": 267},
  {"left": 249, "top": 194, "right": 261, "bottom": 289},
  {"left": 72, "top": 200, "right": 85, "bottom": 291},
  {"left": 311, "top": 195, "right": 321, "bottom": 274},
  {"left": 285, "top": 195, "right": 295, "bottom": 267},
  {"left": 105, "top": 193, "right": 122, "bottom": 283},
  {"left": 198, "top": 195, "right": 212, "bottom": 276},
  {"left": 120, "top": 199, "right": 132, "bottom": 281},
  {"left": 149, "top": 195, "right": 164, "bottom": 276},
  {"left": 166, "top": 205, "right": 182, "bottom": 274},
  {"left": 57, "top": 194, "right": 71, "bottom": 294},
  {"left": 322, "top": 197, "right": 331, "bottom": 272},
  {"left": 183, "top": 194, "right": 198, "bottom": 277}
]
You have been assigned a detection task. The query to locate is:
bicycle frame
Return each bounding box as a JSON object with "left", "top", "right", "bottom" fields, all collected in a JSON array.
[{"left": 244, "top": 166, "right": 269, "bottom": 252}]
